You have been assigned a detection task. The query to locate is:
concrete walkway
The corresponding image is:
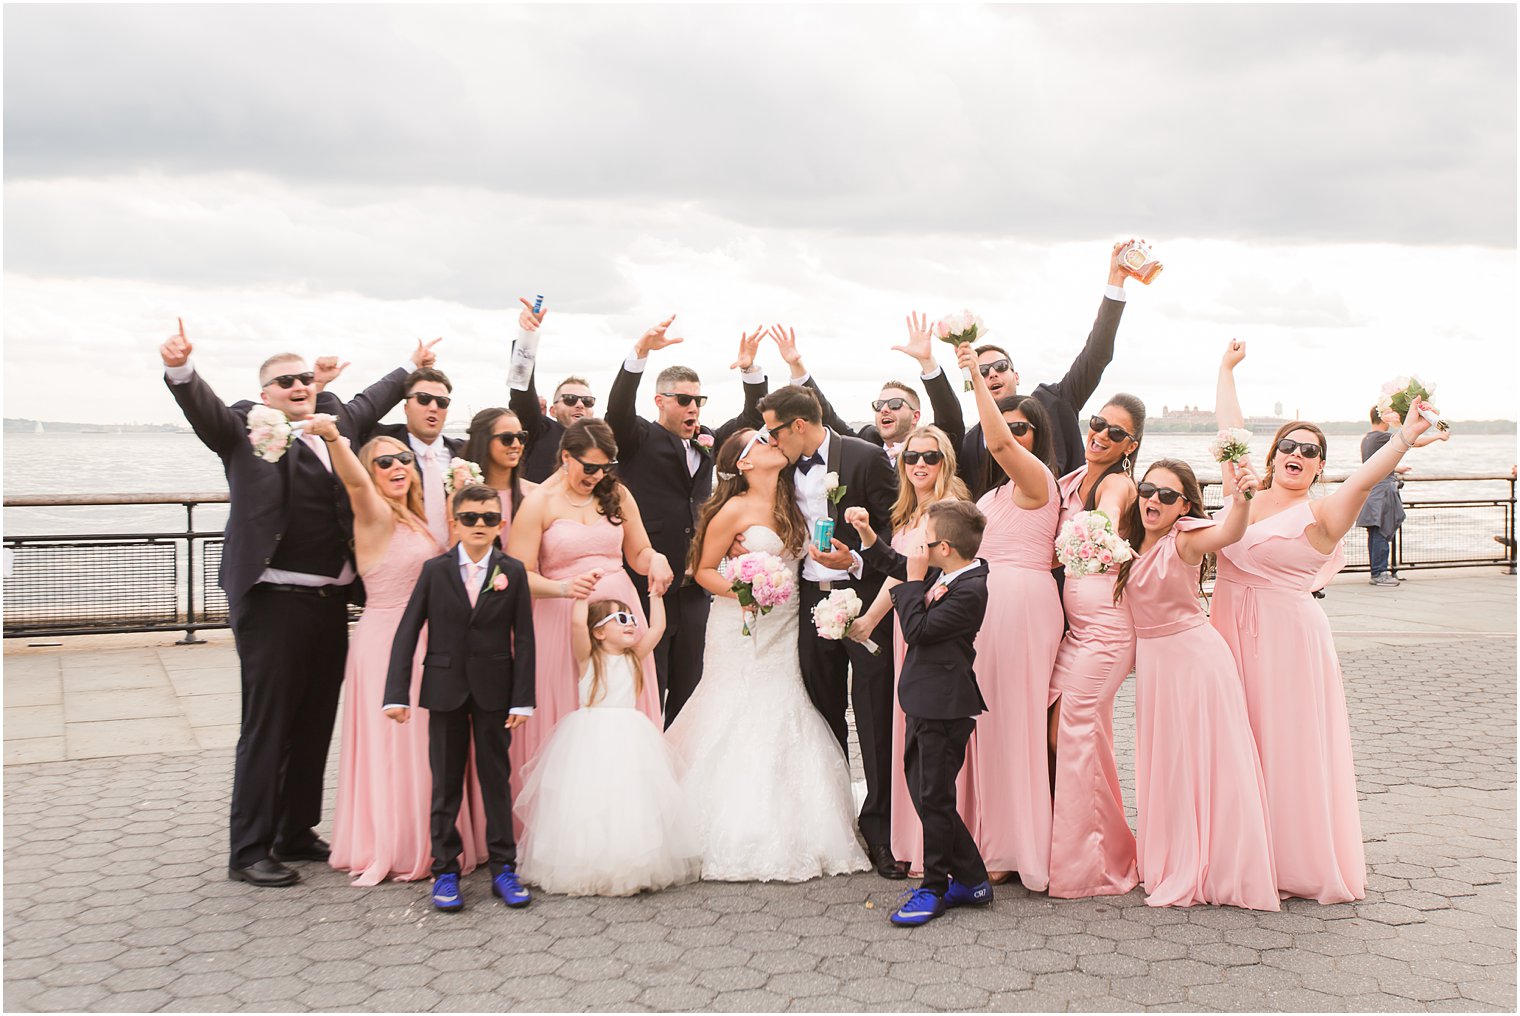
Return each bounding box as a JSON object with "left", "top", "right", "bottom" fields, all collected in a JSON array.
[{"left": 3, "top": 568, "right": 1515, "bottom": 1012}]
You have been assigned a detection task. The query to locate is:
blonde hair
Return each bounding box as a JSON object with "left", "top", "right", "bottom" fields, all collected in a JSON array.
[
  {"left": 584, "top": 599, "right": 643, "bottom": 706},
  {"left": 357, "top": 436, "right": 432, "bottom": 541},
  {"left": 889, "top": 426, "right": 970, "bottom": 532}
]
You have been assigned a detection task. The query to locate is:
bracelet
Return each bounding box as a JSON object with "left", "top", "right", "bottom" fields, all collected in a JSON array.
[{"left": 1393, "top": 428, "right": 1415, "bottom": 450}]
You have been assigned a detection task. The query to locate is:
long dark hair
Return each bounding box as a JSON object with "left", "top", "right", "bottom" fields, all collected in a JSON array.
[
  {"left": 1084, "top": 393, "right": 1147, "bottom": 511},
  {"left": 978, "top": 394, "right": 1055, "bottom": 495},
  {"left": 687, "top": 429, "right": 807, "bottom": 576},
  {"left": 560, "top": 419, "right": 623, "bottom": 525},
  {"left": 463, "top": 407, "right": 525, "bottom": 518},
  {"left": 1113, "top": 458, "right": 1210, "bottom": 605}
]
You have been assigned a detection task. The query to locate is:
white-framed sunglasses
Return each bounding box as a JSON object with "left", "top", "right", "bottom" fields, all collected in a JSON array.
[
  {"left": 739, "top": 428, "right": 772, "bottom": 462},
  {"left": 593, "top": 610, "right": 638, "bottom": 629}
]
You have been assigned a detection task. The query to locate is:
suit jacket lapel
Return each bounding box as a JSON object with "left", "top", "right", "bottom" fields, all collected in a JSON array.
[
  {"left": 826, "top": 430, "right": 844, "bottom": 529},
  {"left": 469, "top": 547, "right": 509, "bottom": 618}
]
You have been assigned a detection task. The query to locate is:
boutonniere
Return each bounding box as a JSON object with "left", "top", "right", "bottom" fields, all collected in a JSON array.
[
  {"left": 486, "top": 566, "right": 508, "bottom": 592},
  {"left": 694, "top": 433, "right": 715, "bottom": 458},
  {"left": 824, "top": 472, "right": 846, "bottom": 505}
]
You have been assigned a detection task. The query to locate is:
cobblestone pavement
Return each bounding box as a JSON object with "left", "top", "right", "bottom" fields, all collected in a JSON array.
[{"left": 4, "top": 573, "right": 1515, "bottom": 1012}]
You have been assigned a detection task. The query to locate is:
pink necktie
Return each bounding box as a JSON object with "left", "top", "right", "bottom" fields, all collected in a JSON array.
[
  {"left": 302, "top": 433, "right": 332, "bottom": 472},
  {"left": 465, "top": 562, "right": 481, "bottom": 607},
  {"left": 421, "top": 448, "right": 447, "bottom": 546}
]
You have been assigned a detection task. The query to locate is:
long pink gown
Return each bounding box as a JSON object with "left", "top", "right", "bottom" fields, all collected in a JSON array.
[
  {"left": 1127, "top": 517, "right": 1278, "bottom": 910},
  {"left": 330, "top": 523, "right": 489, "bottom": 884},
  {"left": 1210, "top": 499, "right": 1365, "bottom": 904},
  {"left": 493, "top": 488, "right": 515, "bottom": 551},
  {"left": 1048, "top": 466, "right": 1140, "bottom": 898},
  {"left": 966, "top": 471, "right": 1063, "bottom": 890},
  {"left": 508, "top": 516, "right": 662, "bottom": 831}
]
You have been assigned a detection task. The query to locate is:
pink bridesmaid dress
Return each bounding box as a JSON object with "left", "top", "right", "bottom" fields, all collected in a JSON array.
[
  {"left": 966, "top": 470, "right": 1064, "bottom": 890},
  {"left": 508, "top": 516, "right": 662, "bottom": 830},
  {"left": 1211, "top": 500, "right": 1365, "bottom": 904},
  {"left": 1047, "top": 466, "right": 1140, "bottom": 898},
  {"left": 330, "top": 523, "right": 489, "bottom": 884},
  {"left": 1126, "top": 517, "right": 1278, "bottom": 910},
  {"left": 494, "top": 488, "right": 515, "bottom": 550}
]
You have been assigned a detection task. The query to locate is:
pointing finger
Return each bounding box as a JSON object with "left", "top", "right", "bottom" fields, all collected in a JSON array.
[{"left": 178, "top": 317, "right": 186, "bottom": 340}]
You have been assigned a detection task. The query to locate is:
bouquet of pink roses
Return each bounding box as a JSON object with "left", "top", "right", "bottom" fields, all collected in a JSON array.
[
  {"left": 1054, "top": 510, "right": 1133, "bottom": 578},
  {"left": 723, "top": 551, "right": 797, "bottom": 636},
  {"left": 246, "top": 406, "right": 322, "bottom": 463},
  {"left": 1377, "top": 374, "right": 1448, "bottom": 432},
  {"left": 933, "top": 310, "right": 988, "bottom": 391},
  {"left": 812, "top": 587, "right": 881, "bottom": 655},
  {"left": 442, "top": 457, "right": 485, "bottom": 496}
]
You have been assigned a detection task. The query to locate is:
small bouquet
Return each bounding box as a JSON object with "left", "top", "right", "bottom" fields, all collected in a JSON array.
[
  {"left": 442, "top": 457, "right": 485, "bottom": 496},
  {"left": 724, "top": 551, "right": 797, "bottom": 636},
  {"left": 1054, "top": 510, "right": 1133, "bottom": 578},
  {"left": 1377, "top": 375, "right": 1448, "bottom": 432},
  {"left": 246, "top": 406, "right": 306, "bottom": 463},
  {"left": 933, "top": 310, "right": 988, "bottom": 391},
  {"left": 1209, "top": 427, "right": 1256, "bottom": 500},
  {"left": 812, "top": 588, "right": 881, "bottom": 656}
]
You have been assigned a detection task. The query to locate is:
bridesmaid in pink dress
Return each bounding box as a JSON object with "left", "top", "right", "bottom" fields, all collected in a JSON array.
[
  {"left": 318, "top": 428, "right": 489, "bottom": 885},
  {"left": 1118, "top": 457, "right": 1278, "bottom": 910},
  {"left": 845, "top": 425, "right": 971, "bottom": 875},
  {"left": 463, "top": 407, "right": 538, "bottom": 550},
  {"left": 505, "top": 420, "right": 674, "bottom": 822},
  {"left": 1209, "top": 341, "right": 1445, "bottom": 903},
  {"left": 953, "top": 343, "right": 1064, "bottom": 890},
  {"left": 1047, "top": 395, "right": 1144, "bottom": 899}
]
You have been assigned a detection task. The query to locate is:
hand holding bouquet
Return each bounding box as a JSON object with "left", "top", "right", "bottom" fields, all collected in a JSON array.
[
  {"left": 1055, "top": 510, "right": 1133, "bottom": 578},
  {"left": 812, "top": 588, "right": 881, "bottom": 655},
  {"left": 933, "top": 310, "right": 988, "bottom": 391},
  {"left": 724, "top": 551, "right": 797, "bottom": 636},
  {"left": 1378, "top": 375, "right": 1448, "bottom": 432},
  {"left": 442, "top": 457, "right": 485, "bottom": 496},
  {"left": 247, "top": 407, "right": 330, "bottom": 463},
  {"left": 1209, "top": 427, "right": 1256, "bottom": 500}
]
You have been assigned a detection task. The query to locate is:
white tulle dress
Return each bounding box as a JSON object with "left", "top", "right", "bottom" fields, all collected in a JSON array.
[
  {"left": 514, "top": 652, "right": 700, "bottom": 897},
  {"left": 665, "top": 525, "right": 870, "bottom": 882}
]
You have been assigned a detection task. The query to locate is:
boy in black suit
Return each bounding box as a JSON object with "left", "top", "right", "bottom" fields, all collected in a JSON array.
[
  {"left": 384, "top": 485, "right": 536, "bottom": 912},
  {"left": 847, "top": 499, "right": 992, "bottom": 926}
]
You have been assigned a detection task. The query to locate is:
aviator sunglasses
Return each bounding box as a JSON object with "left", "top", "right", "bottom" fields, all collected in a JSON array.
[
  {"left": 593, "top": 610, "right": 639, "bottom": 629},
  {"left": 262, "top": 372, "right": 316, "bottom": 389},
  {"left": 372, "top": 451, "right": 416, "bottom": 470},
  {"left": 405, "top": 392, "right": 452, "bottom": 409},
  {"left": 659, "top": 392, "right": 709, "bottom": 408},
  {"left": 1088, "top": 416, "right": 1134, "bottom": 444},
  {"left": 978, "top": 358, "right": 1012, "bottom": 377},
  {"left": 872, "top": 397, "right": 912, "bottom": 412},
  {"left": 558, "top": 394, "right": 596, "bottom": 408},
  {"left": 456, "top": 511, "right": 503, "bottom": 527},
  {"left": 1136, "top": 482, "right": 1186, "bottom": 506},
  {"left": 1275, "top": 438, "right": 1323, "bottom": 459},
  {"left": 900, "top": 450, "right": 943, "bottom": 466}
]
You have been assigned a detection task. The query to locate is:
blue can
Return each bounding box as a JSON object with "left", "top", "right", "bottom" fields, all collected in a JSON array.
[{"left": 813, "top": 517, "right": 835, "bottom": 554}]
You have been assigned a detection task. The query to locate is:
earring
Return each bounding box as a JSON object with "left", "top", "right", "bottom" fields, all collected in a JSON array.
[{"left": 1122, "top": 454, "right": 1131, "bottom": 473}]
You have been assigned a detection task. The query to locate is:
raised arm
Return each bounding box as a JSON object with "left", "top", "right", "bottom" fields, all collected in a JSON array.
[
  {"left": 1178, "top": 461, "right": 1260, "bottom": 563},
  {"left": 1043, "top": 242, "right": 1129, "bottom": 413},
  {"left": 895, "top": 311, "right": 965, "bottom": 449},
  {"left": 958, "top": 342, "right": 1050, "bottom": 510},
  {"left": 637, "top": 593, "right": 668, "bottom": 658},
  {"left": 508, "top": 299, "right": 552, "bottom": 446},
  {"left": 1215, "top": 339, "right": 1247, "bottom": 431},
  {"left": 570, "top": 597, "right": 592, "bottom": 667},
  {"left": 161, "top": 321, "right": 244, "bottom": 456},
  {"left": 713, "top": 325, "right": 769, "bottom": 447},
  {"left": 340, "top": 338, "right": 438, "bottom": 437},
  {"left": 608, "top": 314, "right": 681, "bottom": 459},
  {"left": 768, "top": 325, "right": 853, "bottom": 434},
  {"left": 1313, "top": 401, "right": 1441, "bottom": 543}
]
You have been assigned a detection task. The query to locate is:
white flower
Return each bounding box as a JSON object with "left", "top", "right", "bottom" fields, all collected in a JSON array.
[{"left": 823, "top": 471, "right": 840, "bottom": 491}]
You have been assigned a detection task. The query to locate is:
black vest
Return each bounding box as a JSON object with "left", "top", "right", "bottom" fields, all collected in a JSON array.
[{"left": 269, "top": 442, "right": 349, "bottom": 578}]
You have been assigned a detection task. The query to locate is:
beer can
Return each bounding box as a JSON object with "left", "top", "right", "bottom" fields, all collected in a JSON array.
[{"left": 813, "top": 517, "right": 835, "bottom": 553}]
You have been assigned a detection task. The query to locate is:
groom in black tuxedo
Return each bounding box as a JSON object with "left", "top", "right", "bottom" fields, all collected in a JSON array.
[
  {"left": 757, "top": 384, "right": 905, "bottom": 878},
  {"left": 161, "top": 321, "right": 426, "bottom": 886}
]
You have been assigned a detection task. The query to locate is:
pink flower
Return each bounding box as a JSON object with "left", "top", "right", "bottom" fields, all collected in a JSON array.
[
  {"left": 696, "top": 434, "right": 714, "bottom": 449},
  {"left": 492, "top": 574, "right": 508, "bottom": 591}
]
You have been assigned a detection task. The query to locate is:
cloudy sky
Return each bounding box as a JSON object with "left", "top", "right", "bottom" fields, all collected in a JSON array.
[{"left": 4, "top": 4, "right": 1516, "bottom": 430}]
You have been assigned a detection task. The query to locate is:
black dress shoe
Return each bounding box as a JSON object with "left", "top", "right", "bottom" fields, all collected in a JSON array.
[
  {"left": 869, "top": 844, "right": 908, "bottom": 880},
  {"left": 271, "top": 836, "right": 331, "bottom": 863},
  {"left": 228, "top": 858, "right": 300, "bottom": 887}
]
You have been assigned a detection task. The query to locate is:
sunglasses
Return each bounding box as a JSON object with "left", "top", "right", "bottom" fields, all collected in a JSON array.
[
  {"left": 456, "top": 511, "right": 503, "bottom": 527},
  {"left": 901, "top": 450, "right": 943, "bottom": 466},
  {"left": 372, "top": 452, "right": 416, "bottom": 470},
  {"left": 1275, "top": 438, "right": 1323, "bottom": 459},
  {"left": 572, "top": 457, "right": 617, "bottom": 475},
  {"left": 593, "top": 610, "right": 639, "bottom": 629},
  {"left": 978, "top": 359, "right": 1013, "bottom": 377},
  {"left": 1136, "top": 482, "right": 1186, "bottom": 506},
  {"left": 1088, "top": 416, "right": 1134, "bottom": 444},
  {"left": 766, "top": 421, "right": 794, "bottom": 441},
  {"left": 659, "top": 392, "right": 708, "bottom": 408},
  {"left": 740, "top": 429, "right": 771, "bottom": 461},
  {"left": 872, "top": 398, "right": 912, "bottom": 412},
  {"left": 1007, "top": 421, "right": 1036, "bottom": 437},
  {"left": 493, "top": 431, "right": 529, "bottom": 446},
  {"left": 262, "top": 372, "right": 315, "bottom": 389},
  {"left": 406, "top": 392, "right": 452, "bottom": 409},
  {"left": 558, "top": 394, "right": 596, "bottom": 408}
]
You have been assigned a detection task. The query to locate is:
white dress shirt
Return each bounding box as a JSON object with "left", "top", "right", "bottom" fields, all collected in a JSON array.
[
  {"left": 793, "top": 438, "right": 864, "bottom": 584},
  {"left": 933, "top": 560, "right": 982, "bottom": 592}
]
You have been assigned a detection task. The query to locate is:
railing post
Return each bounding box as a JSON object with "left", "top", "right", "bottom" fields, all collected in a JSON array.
[
  {"left": 1507, "top": 475, "right": 1517, "bottom": 576},
  {"left": 176, "top": 500, "right": 204, "bottom": 645}
]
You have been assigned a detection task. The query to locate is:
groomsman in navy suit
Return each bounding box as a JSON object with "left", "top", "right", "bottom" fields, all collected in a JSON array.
[{"left": 161, "top": 322, "right": 429, "bottom": 886}]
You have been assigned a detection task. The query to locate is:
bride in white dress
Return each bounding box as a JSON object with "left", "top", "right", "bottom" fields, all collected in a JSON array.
[{"left": 666, "top": 427, "right": 869, "bottom": 882}]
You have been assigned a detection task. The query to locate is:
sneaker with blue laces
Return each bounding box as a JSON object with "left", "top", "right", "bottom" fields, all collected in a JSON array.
[
  {"left": 944, "top": 878, "right": 993, "bottom": 908},
  {"left": 889, "top": 887, "right": 945, "bottom": 926},
  {"left": 431, "top": 873, "right": 463, "bottom": 912},
  {"left": 492, "top": 869, "right": 532, "bottom": 908}
]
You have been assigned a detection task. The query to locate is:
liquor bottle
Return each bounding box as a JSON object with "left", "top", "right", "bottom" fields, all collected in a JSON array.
[
  {"left": 1116, "top": 241, "right": 1163, "bottom": 285},
  {"left": 506, "top": 294, "right": 546, "bottom": 391}
]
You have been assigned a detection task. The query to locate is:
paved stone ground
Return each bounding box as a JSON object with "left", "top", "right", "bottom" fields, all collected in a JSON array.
[{"left": 4, "top": 570, "right": 1515, "bottom": 1012}]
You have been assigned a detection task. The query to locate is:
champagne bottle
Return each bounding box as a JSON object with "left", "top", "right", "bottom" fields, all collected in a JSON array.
[{"left": 506, "top": 294, "right": 545, "bottom": 391}]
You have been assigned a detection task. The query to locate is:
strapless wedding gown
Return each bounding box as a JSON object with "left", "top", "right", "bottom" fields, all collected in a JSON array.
[{"left": 665, "top": 525, "right": 869, "bottom": 882}]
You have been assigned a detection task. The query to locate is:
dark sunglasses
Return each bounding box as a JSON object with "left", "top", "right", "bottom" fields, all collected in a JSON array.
[
  {"left": 1275, "top": 438, "right": 1323, "bottom": 459},
  {"left": 1137, "top": 482, "right": 1186, "bottom": 506},
  {"left": 1007, "top": 421, "right": 1036, "bottom": 437},
  {"left": 978, "top": 358, "right": 1012, "bottom": 377},
  {"left": 593, "top": 610, "right": 639, "bottom": 629},
  {"left": 262, "top": 372, "right": 315, "bottom": 389},
  {"left": 901, "top": 450, "right": 944, "bottom": 466},
  {"left": 456, "top": 511, "right": 503, "bottom": 527},
  {"left": 406, "top": 392, "right": 452, "bottom": 409},
  {"left": 1088, "top": 416, "right": 1134, "bottom": 444},
  {"left": 766, "top": 421, "right": 793, "bottom": 441},
  {"left": 659, "top": 392, "right": 708, "bottom": 408},
  {"left": 493, "top": 431, "right": 530, "bottom": 446},
  {"left": 872, "top": 397, "right": 912, "bottom": 412},
  {"left": 558, "top": 394, "right": 596, "bottom": 408},
  {"left": 372, "top": 452, "right": 416, "bottom": 469},
  {"left": 572, "top": 457, "right": 617, "bottom": 475}
]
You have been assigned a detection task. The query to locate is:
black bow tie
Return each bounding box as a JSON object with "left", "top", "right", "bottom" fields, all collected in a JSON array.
[{"left": 796, "top": 452, "right": 823, "bottom": 473}]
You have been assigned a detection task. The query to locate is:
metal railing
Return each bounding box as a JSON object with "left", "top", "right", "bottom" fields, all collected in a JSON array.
[{"left": 4, "top": 474, "right": 1515, "bottom": 640}]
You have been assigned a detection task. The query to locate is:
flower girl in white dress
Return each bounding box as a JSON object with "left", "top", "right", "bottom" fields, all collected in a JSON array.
[{"left": 515, "top": 596, "right": 699, "bottom": 896}]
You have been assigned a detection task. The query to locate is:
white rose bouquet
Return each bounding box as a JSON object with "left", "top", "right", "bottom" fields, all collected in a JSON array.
[
  {"left": 1054, "top": 510, "right": 1133, "bottom": 578},
  {"left": 932, "top": 310, "right": 988, "bottom": 391},
  {"left": 442, "top": 457, "right": 485, "bottom": 496},
  {"left": 812, "top": 588, "right": 881, "bottom": 655},
  {"left": 1208, "top": 427, "right": 1256, "bottom": 499},
  {"left": 1377, "top": 375, "right": 1447, "bottom": 432}
]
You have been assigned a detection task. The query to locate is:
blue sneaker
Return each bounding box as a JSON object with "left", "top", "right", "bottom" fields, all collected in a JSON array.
[
  {"left": 432, "top": 873, "right": 463, "bottom": 912},
  {"left": 944, "top": 878, "right": 993, "bottom": 908},
  {"left": 492, "top": 869, "right": 531, "bottom": 908},
  {"left": 889, "top": 887, "right": 945, "bottom": 926}
]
